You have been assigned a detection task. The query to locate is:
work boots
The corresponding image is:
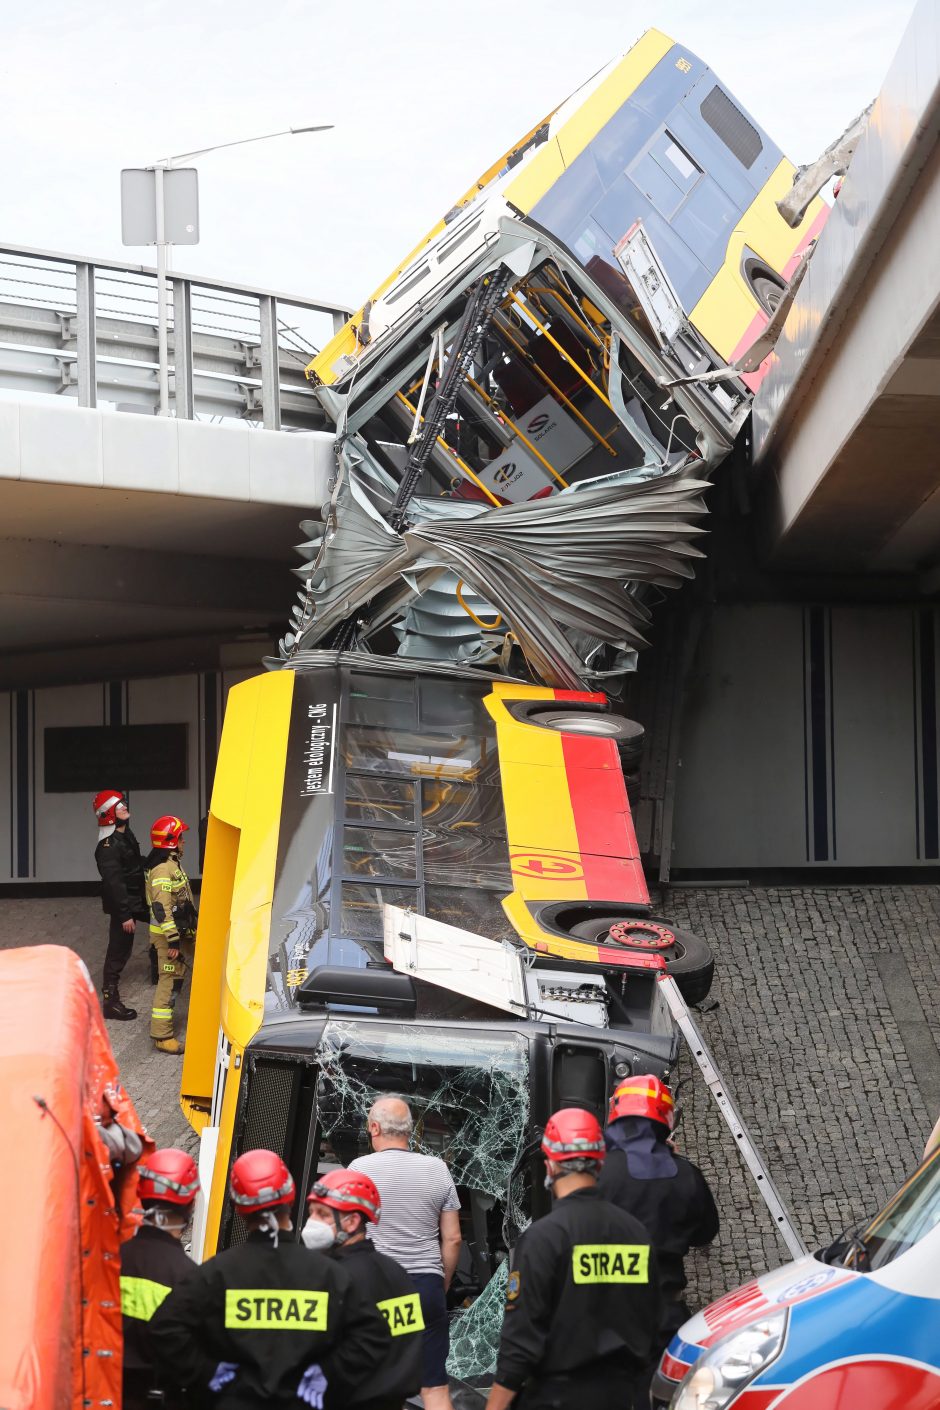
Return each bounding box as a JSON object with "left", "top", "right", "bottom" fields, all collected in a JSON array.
[
  {"left": 102, "top": 988, "right": 137, "bottom": 1021},
  {"left": 154, "top": 1037, "right": 184, "bottom": 1055}
]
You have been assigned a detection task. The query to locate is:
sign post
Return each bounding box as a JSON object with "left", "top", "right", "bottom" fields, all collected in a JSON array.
[{"left": 120, "top": 166, "right": 200, "bottom": 415}]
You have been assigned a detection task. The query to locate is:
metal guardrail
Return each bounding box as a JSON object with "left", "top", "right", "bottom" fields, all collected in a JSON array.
[{"left": 0, "top": 243, "right": 351, "bottom": 430}]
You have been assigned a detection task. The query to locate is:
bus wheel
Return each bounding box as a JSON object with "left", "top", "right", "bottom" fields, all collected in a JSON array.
[
  {"left": 751, "top": 273, "right": 784, "bottom": 314},
  {"left": 568, "top": 914, "right": 715, "bottom": 1005}
]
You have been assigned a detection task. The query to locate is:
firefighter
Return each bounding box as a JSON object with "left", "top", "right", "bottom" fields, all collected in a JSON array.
[
  {"left": 121, "top": 1148, "right": 200, "bottom": 1409},
  {"left": 486, "top": 1107, "right": 660, "bottom": 1410},
  {"left": 145, "top": 816, "right": 197, "bottom": 1055},
  {"left": 598, "top": 1077, "right": 719, "bottom": 1365},
  {"left": 303, "top": 1168, "right": 424, "bottom": 1410},
  {"left": 93, "top": 788, "right": 149, "bottom": 1020},
  {"left": 149, "top": 1149, "right": 388, "bottom": 1409}
]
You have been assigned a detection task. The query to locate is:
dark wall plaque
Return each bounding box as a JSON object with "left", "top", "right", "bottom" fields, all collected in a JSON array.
[{"left": 44, "top": 724, "right": 189, "bottom": 793}]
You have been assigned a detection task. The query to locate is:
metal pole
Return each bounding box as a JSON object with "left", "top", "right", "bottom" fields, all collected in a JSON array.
[
  {"left": 172, "top": 276, "right": 194, "bottom": 419},
  {"left": 74, "top": 262, "right": 97, "bottom": 409},
  {"left": 154, "top": 165, "right": 169, "bottom": 415},
  {"left": 258, "top": 294, "right": 281, "bottom": 430}
]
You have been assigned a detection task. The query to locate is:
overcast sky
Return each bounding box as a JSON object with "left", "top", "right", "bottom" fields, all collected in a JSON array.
[{"left": 3, "top": 0, "right": 914, "bottom": 314}]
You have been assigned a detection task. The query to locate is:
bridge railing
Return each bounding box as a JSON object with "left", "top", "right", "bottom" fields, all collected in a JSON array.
[{"left": 0, "top": 243, "right": 350, "bottom": 430}]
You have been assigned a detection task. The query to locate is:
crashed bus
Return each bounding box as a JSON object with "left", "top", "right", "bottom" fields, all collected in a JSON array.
[
  {"left": 181, "top": 26, "right": 825, "bottom": 1395},
  {"left": 182, "top": 658, "right": 698, "bottom": 1379}
]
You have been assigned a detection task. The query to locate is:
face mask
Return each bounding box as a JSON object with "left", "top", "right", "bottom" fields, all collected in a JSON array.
[{"left": 301, "top": 1217, "right": 336, "bottom": 1252}]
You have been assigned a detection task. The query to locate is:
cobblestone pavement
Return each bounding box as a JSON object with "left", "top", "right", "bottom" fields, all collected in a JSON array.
[
  {"left": 2, "top": 886, "right": 938, "bottom": 1312},
  {"left": 661, "top": 884, "right": 940, "bottom": 1309}
]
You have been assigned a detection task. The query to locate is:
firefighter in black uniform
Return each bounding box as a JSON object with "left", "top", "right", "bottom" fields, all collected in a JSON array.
[
  {"left": 486, "top": 1107, "right": 660, "bottom": 1410},
  {"left": 150, "top": 1148, "right": 388, "bottom": 1409},
  {"left": 93, "top": 788, "right": 150, "bottom": 1020},
  {"left": 121, "top": 1148, "right": 200, "bottom": 1409},
  {"left": 598, "top": 1077, "right": 719, "bottom": 1385},
  {"left": 303, "top": 1168, "right": 423, "bottom": 1410}
]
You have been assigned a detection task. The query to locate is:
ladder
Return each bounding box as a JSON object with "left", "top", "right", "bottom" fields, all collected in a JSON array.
[{"left": 657, "top": 973, "right": 808, "bottom": 1261}]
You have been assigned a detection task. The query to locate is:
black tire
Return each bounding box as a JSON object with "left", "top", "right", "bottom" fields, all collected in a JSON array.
[
  {"left": 568, "top": 914, "right": 714, "bottom": 1004},
  {"left": 751, "top": 273, "right": 784, "bottom": 315}
]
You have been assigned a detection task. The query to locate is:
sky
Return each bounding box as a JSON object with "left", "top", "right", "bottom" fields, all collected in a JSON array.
[{"left": 2, "top": 0, "right": 915, "bottom": 317}]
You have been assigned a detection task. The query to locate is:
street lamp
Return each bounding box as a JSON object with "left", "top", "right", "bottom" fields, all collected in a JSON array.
[{"left": 122, "top": 124, "right": 334, "bottom": 415}]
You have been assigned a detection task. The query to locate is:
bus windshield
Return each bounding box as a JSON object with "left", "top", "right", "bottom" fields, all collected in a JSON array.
[
  {"left": 857, "top": 1146, "right": 940, "bottom": 1270},
  {"left": 313, "top": 1019, "right": 532, "bottom": 1381}
]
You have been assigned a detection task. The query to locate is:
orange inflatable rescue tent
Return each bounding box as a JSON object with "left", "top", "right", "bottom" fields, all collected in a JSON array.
[{"left": 0, "top": 945, "right": 153, "bottom": 1409}]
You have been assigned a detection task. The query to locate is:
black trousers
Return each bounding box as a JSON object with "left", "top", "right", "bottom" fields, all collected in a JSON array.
[
  {"left": 518, "top": 1370, "right": 640, "bottom": 1410},
  {"left": 102, "top": 914, "right": 135, "bottom": 989}
]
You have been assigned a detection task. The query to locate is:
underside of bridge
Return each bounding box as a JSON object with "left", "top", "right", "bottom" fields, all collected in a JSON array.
[
  {"left": 0, "top": 398, "right": 331, "bottom": 687},
  {"left": 753, "top": 8, "right": 940, "bottom": 581}
]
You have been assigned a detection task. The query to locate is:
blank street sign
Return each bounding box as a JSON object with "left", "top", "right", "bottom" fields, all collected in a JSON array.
[{"left": 121, "top": 168, "right": 200, "bottom": 246}]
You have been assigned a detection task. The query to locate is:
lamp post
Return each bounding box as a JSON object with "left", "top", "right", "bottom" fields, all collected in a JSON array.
[{"left": 123, "top": 124, "right": 333, "bottom": 415}]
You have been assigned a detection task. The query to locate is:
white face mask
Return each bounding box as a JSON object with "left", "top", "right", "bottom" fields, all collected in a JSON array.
[{"left": 301, "top": 1217, "right": 336, "bottom": 1252}]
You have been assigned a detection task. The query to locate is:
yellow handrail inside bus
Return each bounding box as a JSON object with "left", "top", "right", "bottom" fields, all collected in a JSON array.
[
  {"left": 508, "top": 291, "right": 614, "bottom": 414},
  {"left": 394, "top": 392, "right": 502, "bottom": 507},
  {"left": 456, "top": 578, "right": 503, "bottom": 630},
  {"left": 494, "top": 317, "right": 618, "bottom": 456},
  {"left": 465, "top": 376, "right": 569, "bottom": 491}
]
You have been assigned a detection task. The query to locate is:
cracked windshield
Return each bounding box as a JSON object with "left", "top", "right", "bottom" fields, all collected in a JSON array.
[{"left": 314, "top": 1020, "right": 531, "bottom": 1380}]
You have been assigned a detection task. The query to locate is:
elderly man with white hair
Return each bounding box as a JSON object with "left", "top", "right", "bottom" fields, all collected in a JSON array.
[{"left": 350, "top": 1096, "right": 462, "bottom": 1410}]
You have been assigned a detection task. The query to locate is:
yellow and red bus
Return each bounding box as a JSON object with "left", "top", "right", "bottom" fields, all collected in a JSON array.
[
  {"left": 288, "top": 29, "right": 826, "bottom": 683},
  {"left": 181, "top": 655, "right": 708, "bottom": 1384},
  {"left": 309, "top": 26, "right": 825, "bottom": 456}
]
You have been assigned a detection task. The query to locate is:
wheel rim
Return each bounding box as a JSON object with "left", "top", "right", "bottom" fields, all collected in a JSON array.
[
  {"left": 607, "top": 920, "right": 676, "bottom": 951},
  {"left": 542, "top": 714, "right": 627, "bottom": 737}
]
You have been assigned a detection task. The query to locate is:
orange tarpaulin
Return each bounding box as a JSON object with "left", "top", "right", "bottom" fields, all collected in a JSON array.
[{"left": 0, "top": 945, "right": 153, "bottom": 1410}]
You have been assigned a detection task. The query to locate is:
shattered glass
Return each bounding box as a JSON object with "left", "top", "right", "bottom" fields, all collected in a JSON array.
[{"left": 313, "top": 1020, "right": 531, "bottom": 1380}]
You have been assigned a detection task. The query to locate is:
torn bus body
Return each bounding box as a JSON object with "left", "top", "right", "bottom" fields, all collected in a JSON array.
[{"left": 283, "top": 28, "right": 826, "bottom": 684}]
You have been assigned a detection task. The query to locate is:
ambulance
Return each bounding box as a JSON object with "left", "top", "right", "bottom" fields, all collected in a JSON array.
[{"left": 654, "top": 1144, "right": 940, "bottom": 1408}]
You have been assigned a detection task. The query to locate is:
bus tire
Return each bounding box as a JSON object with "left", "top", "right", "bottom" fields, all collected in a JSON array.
[{"left": 568, "top": 914, "right": 714, "bottom": 1005}]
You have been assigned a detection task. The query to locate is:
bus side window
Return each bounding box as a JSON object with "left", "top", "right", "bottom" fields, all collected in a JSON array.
[{"left": 552, "top": 1045, "right": 608, "bottom": 1126}]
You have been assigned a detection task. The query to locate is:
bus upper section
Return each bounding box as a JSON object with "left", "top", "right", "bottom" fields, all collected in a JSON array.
[
  {"left": 282, "top": 31, "right": 825, "bottom": 689},
  {"left": 310, "top": 29, "right": 824, "bottom": 390}
]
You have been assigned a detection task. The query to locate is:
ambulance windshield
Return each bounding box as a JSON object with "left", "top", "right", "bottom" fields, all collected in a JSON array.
[{"left": 857, "top": 1144, "right": 940, "bottom": 1269}]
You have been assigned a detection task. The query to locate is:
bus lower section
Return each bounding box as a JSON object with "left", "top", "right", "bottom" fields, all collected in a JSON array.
[{"left": 182, "top": 654, "right": 699, "bottom": 1391}]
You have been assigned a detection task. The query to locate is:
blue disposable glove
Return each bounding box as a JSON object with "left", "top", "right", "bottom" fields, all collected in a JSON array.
[
  {"left": 208, "top": 1361, "right": 239, "bottom": 1392},
  {"left": 297, "top": 1363, "right": 328, "bottom": 1408}
]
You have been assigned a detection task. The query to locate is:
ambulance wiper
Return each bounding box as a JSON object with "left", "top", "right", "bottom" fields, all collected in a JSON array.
[{"left": 820, "top": 1223, "right": 870, "bottom": 1270}]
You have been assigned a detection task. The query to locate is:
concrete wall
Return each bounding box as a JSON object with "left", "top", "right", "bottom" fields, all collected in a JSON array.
[
  {"left": 673, "top": 603, "right": 940, "bottom": 870},
  {"left": 2, "top": 667, "right": 257, "bottom": 884}
]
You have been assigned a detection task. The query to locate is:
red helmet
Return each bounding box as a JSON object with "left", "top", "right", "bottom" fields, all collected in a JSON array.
[
  {"left": 93, "top": 790, "right": 125, "bottom": 827},
  {"left": 307, "top": 1169, "right": 381, "bottom": 1224},
  {"left": 230, "top": 1150, "right": 295, "bottom": 1214},
  {"left": 151, "top": 815, "right": 189, "bottom": 850},
  {"left": 137, "top": 1148, "right": 200, "bottom": 1206},
  {"left": 541, "top": 1108, "right": 606, "bottom": 1164},
  {"left": 608, "top": 1076, "right": 675, "bottom": 1131}
]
